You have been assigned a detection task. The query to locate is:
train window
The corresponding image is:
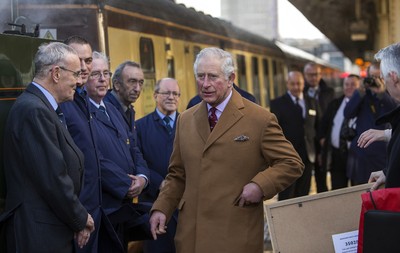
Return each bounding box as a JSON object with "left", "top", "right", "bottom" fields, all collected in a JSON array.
[
  {"left": 251, "top": 57, "right": 260, "bottom": 104},
  {"left": 193, "top": 46, "right": 201, "bottom": 60},
  {"left": 167, "top": 58, "right": 175, "bottom": 78},
  {"left": 262, "top": 59, "right": 271, "bottom": 106},
  {"left": 272, "top": 60, "right": 280, "bottom": 98},
  {"left": 139, "top": 37, "right": 155, "bottom": 73},
  {"left": 237, "top": 54, "right": 247, "bottom": 90}
]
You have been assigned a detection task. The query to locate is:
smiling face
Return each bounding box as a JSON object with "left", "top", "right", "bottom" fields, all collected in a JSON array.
[
  {"left": 155, "top": 78, "right": 180, "bottom": 115},
  {"left": 54, "top": 53, "right": 81, "bottom": 103},
  {"left": 196, "top": 55, "right": 234, "bottom": 107},
  {"left": 68, "top": 42, "right": 93, "bottom": 86},
  {"left": 287, "top": 71, "right": 304, "bottom": 98},
  {"left": 86, "top": 58, "right": 110, "bottom": 103}
]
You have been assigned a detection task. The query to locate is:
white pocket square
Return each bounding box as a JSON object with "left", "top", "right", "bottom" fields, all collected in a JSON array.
[{"left": 234, "top": 135, "right": 249, "bottom": 142}]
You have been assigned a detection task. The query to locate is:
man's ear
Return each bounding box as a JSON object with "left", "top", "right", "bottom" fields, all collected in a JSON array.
[
  {"left": 389, "top": 71, "right": 399, "bottom": 86},
  {"left": 113, "top": 80, "right": 120, "bottom": 91},
  {"left": 229, "top": 73, "right": 236, "bottom": 86},
  {"left": 52, "top": 66, "right": 61, "bottom": 82}
]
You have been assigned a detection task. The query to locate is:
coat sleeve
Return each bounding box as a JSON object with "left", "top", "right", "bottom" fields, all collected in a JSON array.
[
  {"left": 251, "top": 112, "right": 305, "bottom": 199},
  {"left": 22, "top": 109, "right": 87, "bottom": 232}
]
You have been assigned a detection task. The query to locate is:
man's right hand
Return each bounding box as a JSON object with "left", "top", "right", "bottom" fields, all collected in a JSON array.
[
  {"left": 75, "top": 214, "right": 95, "bottom": 248},
  {"left": 149, "top": 211, "right": 167, "bottom": 240},
  {"left": 368, "top": 170, "right": 386, "bottom": 191}
]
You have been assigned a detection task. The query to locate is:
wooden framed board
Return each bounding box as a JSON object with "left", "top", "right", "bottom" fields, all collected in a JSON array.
[{"left": 265, "top": 183, "right": 372, "bottom": 253}]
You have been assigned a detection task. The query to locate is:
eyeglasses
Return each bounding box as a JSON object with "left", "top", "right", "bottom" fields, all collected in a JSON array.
[
  {"left": 305, "top": 72, "right": 321, "bottom": 77},
  {"left": 156, "top": 91, "right": 181, "bottom": 98},
  {"left": 59, "top": 66, "right": 82, "bottom": 78},
  {"left": 89, "top": 71, "right": 112, "bottom": 79}
]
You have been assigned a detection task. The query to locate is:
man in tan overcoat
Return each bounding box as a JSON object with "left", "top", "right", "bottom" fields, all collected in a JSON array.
[{"left": 150, "top": 47, "right": 304, "bottom": 253}]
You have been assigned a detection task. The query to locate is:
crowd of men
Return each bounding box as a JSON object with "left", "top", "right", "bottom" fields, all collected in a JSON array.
[{"left": 1, "top": 34, "right": 400, "bottom": 253}]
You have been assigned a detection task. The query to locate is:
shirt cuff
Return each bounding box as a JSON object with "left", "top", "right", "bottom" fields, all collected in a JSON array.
[
  {"left": 137, "top": 174, "right": 149, "bottom": 188},
  {"left": 384, "top": 129, "right": 392, "bottom": 142}
]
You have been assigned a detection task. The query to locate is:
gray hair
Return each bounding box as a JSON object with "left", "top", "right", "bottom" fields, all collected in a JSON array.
[
  {"left": 375, "top": 43, "right": 400, "bottom": 78},
  {"left": 34, "top": 42, "right": 77, "bottom": 78},
  {"left": 154, "top": 77, "right": 178, "bottom": 93},
  {"left": 193, "top": 47, "right": 235, "bottom": 80},
  {"left": 92, "top": 51, "right": 109, "bottom": 68},
  {"left": 112, "top": 60, "right": 141, "bottom": 86}
]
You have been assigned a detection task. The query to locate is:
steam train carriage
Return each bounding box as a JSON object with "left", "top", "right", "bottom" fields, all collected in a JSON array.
[{"left": 0, "top": 0, "right": 340, "bottom": 117}]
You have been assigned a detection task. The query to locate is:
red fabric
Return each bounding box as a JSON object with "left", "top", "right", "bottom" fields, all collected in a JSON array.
[
  {"left": 358, "top": 187, "right": 400, "bottom": 253},
  {"left": 208, "top": 107, "right": 217, "bottom": 131}
]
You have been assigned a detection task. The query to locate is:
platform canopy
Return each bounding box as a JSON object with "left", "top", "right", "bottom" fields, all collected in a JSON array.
[{"left": 289, "top": 0, "right": 377, "bottom": 62}]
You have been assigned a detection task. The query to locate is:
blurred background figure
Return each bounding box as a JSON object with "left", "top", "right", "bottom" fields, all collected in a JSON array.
[
  {"left": 344, "top": 62, "right": 397, "bottom": 185},
  {"left": 303, "top": 62, "right": 335, "bottom": 193},
  {"left": 319, "top": 74, "right": 360, "bottom": 190},
  {"left": 271, "top": 71, "right": 319, "bottom": 200}
]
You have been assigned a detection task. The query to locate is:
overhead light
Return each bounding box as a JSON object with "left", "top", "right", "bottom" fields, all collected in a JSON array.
[{"left": 351, "top": 33, "right": 367, "bottom": 41}]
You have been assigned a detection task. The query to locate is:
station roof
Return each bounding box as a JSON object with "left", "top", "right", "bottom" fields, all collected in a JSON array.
[{"left": 288, "top": 0, "right": 377, "bottom": 62}]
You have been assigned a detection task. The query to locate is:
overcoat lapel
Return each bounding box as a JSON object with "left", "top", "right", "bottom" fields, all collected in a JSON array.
[
  {"left": 193, "top": 102, "right": 210, "bottom": 144},
  {"left": 194, "top": 90, "right": 245, "bottom": 152}
]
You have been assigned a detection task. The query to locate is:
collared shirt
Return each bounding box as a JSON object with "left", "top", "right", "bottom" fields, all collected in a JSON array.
[
  {"left": 32, "top": 82, "right": 58, "bottom": 111},
  {"left": 287, "top": 91, "right": 305, "bottom": 118},
  {"left": 207, "top": 90, "right": 233, "bottom": 119},
  {"left": 331, "top": 97, "right": 349, "bottom": 148},
  {"left": 307, "top": 87, "right": 319, "bottom": 99},
  {"left": 156, "top": 108, "right": 177, "bottom": 128},
  {"left": 89, "top": 98, "right": 107, "bottom": 110}
]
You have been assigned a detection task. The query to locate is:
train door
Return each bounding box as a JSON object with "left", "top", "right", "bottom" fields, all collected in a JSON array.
[
  {"left": 251, "top": 56, "right": 261, "bottom": 104},
  {"left": 236, "top": 54, "right": 247, "bottom": 90},
  {"left": 139, "top": 37, "right": 156, "bottom": 116},
  {"left": 262, "top": 58, "right": 272, "bottom": 107}
]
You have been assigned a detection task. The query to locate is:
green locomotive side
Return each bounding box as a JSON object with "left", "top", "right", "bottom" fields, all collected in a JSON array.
[{"left": 0, "top": 33, "right": 52, "bottom": 212}]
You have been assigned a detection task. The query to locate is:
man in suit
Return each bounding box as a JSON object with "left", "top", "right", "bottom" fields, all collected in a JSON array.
[
  {"left": 85, "top": 52, "right": 150, "bottom": 251},
  {"left": 136, "top": 77, "right": 180, "bottom": 253},
  {"left": 60, "top": 35, "right": 106, "bottom": 253},
  {"left": 318, "top": 75, "right": 361, "bottom": 190},
  {"left": 149, "top": 47, "right": 304, "bottom": 253},
  {"left": 303, "top": 62, "right": 335, "bottom": 193},
  {"left": 270, "top": 71, "right": 318, "bottom": 200},
  {"left": 186, "top": 83, "right": 257, "bottom": 109},
  {"left": 1, "top": 42, "right": 94, "bottom": 252}
]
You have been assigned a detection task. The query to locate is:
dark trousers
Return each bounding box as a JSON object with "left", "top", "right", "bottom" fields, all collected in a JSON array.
[
  {"left": 330, "top": 147, "right": 349, "bottom": 190},
  {"left": 314, "top": 160, "right": 328, "bottom": 193}
]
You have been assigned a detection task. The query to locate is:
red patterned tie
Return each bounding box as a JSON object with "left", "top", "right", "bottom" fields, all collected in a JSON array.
[{"left": 209, "top": 107, "right": 217, "bottom": 131}]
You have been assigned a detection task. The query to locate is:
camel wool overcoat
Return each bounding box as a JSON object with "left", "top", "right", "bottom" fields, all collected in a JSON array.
[{"left": 152, "top": 89, "right": 304, "bottom": 253}]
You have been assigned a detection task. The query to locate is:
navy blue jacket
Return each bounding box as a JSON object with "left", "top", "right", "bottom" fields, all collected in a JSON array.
[
  {"left": 135, "top": 111, "right": 178, "bottom": 201},
  {"left": 61, "top": 91, "right": 103, "bottom": 253},
  {"left": 344, "top": 89, "right": 397, "bottom": 183},
  {"left": 89, "top": 101, "right": 150, "bottom": 215},
  {"left": 104, "top": 91, "right": 135, "bottom": 132}
]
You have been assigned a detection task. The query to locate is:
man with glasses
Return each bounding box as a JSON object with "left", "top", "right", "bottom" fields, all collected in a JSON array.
[
  {"left": 303, "top": 62, "right": 335, "bottom": 193},
  {"left": 1, "top": 42, "right": 94, "bottom": 252},
  {"left": 135, "top": 78, "right": 180, "bottom": 253},
  {"left": 86, "top": 52, "right": 150, "bottom": 251}
]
